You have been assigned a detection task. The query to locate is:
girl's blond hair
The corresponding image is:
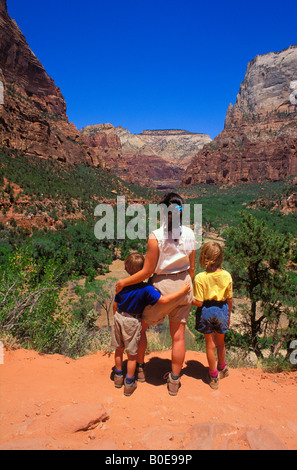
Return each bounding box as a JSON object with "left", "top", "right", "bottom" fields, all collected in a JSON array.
[{"left": 199, "top": 242, "right": 223, "bottom": 271}]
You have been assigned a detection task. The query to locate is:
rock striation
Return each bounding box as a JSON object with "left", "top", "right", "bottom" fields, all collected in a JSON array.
[
  {"left": 184, "top": 46, "right": 297, "bottom": 185},
  {"left": 81, "top": 124, "right": 184, "bottom": 188},
  {"left": 81, "top": 124, "right": 212, "bottom": 188},
  {"left": 80, "top": 123, "right": 122, "bottom": 171},
  {"left": 0, "top": 0, "right": 102, "bottom": 166},
  {"left": 137, "top": 129, "right": 212, "bottom": 168}
]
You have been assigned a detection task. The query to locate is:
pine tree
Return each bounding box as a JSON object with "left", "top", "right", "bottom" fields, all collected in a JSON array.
[{"left": 225, "top": 212, "right": 296, "bottom": 358}]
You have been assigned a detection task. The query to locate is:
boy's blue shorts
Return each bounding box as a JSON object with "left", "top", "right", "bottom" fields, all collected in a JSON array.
[{"left": 196, "top": 300, "right": 229, "bottom": 335}]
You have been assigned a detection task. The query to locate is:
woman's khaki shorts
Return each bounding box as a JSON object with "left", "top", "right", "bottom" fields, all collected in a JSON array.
[
  {"left": 111, "top": 312, "right": 142, "bottom": 356},
  {"left": 142, "top": 271, "right": 193, "bottom": 326}
]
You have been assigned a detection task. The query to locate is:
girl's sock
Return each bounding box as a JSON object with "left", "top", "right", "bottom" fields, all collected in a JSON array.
[
  {"left": 218, "top": 362, "right": 226, "bottom": 370},
  {"left": 115, "top": 368, "right": 123, "bottom": 376},
  {"left": 125, "top": 375, "right": 135, "bottom": 384},
  {"left": 209, "top": 369, "right": 218, "bottom": 378}
]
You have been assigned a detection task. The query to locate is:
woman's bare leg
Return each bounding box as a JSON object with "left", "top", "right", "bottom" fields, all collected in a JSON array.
[
  {"left": 136, "top": 320, "right": 149, "bottom": 364},
  {"left": 169, "top": 321, "right": 186, "bottom": 376}
]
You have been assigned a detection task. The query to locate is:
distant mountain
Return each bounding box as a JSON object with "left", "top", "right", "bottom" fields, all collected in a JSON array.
[
  {"left": 0, "top": 0, "right": 212, "bottom": 190},
  {"left": 81, "top": 124, "right": 212, "bottom": 189},
  {"left": 136, "top": 129, "right": 212, "bottom": 168},
  {"left": 184, "top": 46, "right": 297, "bottom": 185}
]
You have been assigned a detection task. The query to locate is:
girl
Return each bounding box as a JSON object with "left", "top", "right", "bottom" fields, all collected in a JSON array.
[{"left": 192, "top": 242, "right": 232, "bottom": 389}]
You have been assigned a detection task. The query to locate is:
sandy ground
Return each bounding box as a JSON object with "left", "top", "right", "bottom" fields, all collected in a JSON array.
[
  {"left": 0, "top": 347, "right": 296, "bottom": 451},
  {"left": 1, "top": 257, "right": 296, "bottom": 451}
]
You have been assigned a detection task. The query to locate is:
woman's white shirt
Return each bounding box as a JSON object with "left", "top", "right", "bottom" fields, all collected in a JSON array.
[{"left": 150, "top": 225, "right": 196, "bottom": 275}]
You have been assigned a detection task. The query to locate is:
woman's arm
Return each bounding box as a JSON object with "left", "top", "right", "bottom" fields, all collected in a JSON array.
[
  {"left": 188, "top": 249, "right": 196, "bottom": 280},
  {"left": 192, "top": 298, "right": 203, "bottom": 307},
  {"left": 115, "top": 236, "right": 159, "bottom": 294}
]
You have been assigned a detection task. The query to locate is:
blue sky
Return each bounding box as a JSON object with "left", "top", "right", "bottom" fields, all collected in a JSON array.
[{"left": 7, "top": 0, "right": 297, "bottom": 139}]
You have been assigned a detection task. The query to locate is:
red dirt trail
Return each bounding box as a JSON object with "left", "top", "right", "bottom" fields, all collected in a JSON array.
[{"left": 0, "top": 347, "right": 296, "bottom": 450}]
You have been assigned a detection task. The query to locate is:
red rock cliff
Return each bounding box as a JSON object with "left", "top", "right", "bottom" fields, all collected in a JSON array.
[
  {"left": 0, "top": 0, "right": 102, "bottom": 166},
  {"left": 183, "top": 46, "right": 297, "bottom": 185},
  {"left": 80, "top": 124, "right": 187, "bottom": 189}
]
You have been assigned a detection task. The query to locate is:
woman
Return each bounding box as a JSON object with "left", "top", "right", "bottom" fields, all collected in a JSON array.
[{"left": 115, "top": 192, "right": 196, "bottom": 396}]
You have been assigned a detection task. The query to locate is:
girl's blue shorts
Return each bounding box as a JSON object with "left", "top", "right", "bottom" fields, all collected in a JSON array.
[{"left": 196, "top": 300, "right": 229, "bottom": 335}]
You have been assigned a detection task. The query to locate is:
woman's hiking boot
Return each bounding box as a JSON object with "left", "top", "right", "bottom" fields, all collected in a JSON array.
[
  {"left": 136, "top": 363, "right": 145, "bottom": 382},
  {"left": 124, "top": 378, "right": 137, "bottom": 396},
  {"left": 164, "top": 372, "right": 181, "bottom": 396}
]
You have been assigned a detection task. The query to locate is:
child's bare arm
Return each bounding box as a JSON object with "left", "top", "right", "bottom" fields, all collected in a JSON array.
[
  {"left": 113, "top": 301, "right": 118, "bottom": 315},
  {"left": 157, "top": 283, "right": 191, "bottom": 305},
  {"left": 192, "top": 298, "right": 203, "bottom": 307}
]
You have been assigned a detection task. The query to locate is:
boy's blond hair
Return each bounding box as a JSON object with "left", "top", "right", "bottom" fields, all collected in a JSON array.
[
  {"left": 124, "top": 253, "right": 145, "bottom": 275},
  {"left": 199, "top": 242, "right": 223, "bottom": 271}
]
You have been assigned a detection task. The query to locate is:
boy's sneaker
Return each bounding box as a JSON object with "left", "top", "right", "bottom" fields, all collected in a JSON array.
[
  {"left": 218, "top": 365, "right": 229, "bottom": 379},
  {"left": 164, "top": 372, "right": 181, "bottom": 396},
  {"left": 114, "top": 373, "right": 124, "bottom": 388},
  {"left": 207, "top": 372, "right": 219, "bottom": 390},
  {"left": 136, "top": 363, "right": 145, "bottom": 382},
  {"left": 124, "top": 378, "right": 137, "bottom": 396}
]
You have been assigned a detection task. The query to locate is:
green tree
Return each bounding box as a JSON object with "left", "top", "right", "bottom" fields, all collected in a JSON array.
[{"left": 225, "top": 212, "right": 295, "bottom": 358}]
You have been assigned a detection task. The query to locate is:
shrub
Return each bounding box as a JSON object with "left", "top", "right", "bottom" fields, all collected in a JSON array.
[{"left": 0, "top": 249, "right": 67, "bottom": 353}]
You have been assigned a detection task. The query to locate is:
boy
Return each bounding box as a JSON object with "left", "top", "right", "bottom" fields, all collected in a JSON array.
[{"left": 111, "top": 253, "right": 190, "bottom": 396}]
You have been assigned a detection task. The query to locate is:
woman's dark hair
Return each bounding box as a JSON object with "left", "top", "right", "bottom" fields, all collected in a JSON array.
[
  {"left": 159, "top": 192, "right": 183, "bottom": 233},
  {"left": 159, "top": 192, "right": 184, "bottom": 207}
]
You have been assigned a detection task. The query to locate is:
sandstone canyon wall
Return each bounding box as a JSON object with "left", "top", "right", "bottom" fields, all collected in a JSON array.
[
  {"left": 184, "top": 46, "right": 297, "bottom": 185},
  {"left": 0, "top": 0, "right": 102, "bottom": 166},
  {"left": 137, "top": 129, "right": 212, "bottom": 168},
  {"left": 0, "top": 0, "right": 212, "bottom": 189},
  {"left": 81, "top": 124, "right": 211, "bottom": 188},
  {"left": 80, "top": 124, "right": 182, "bottom": 188}
]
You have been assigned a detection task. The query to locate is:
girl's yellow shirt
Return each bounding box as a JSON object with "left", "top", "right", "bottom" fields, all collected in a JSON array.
[{"left": 193, "top": 269, "right": 232, "bottom": 302}]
